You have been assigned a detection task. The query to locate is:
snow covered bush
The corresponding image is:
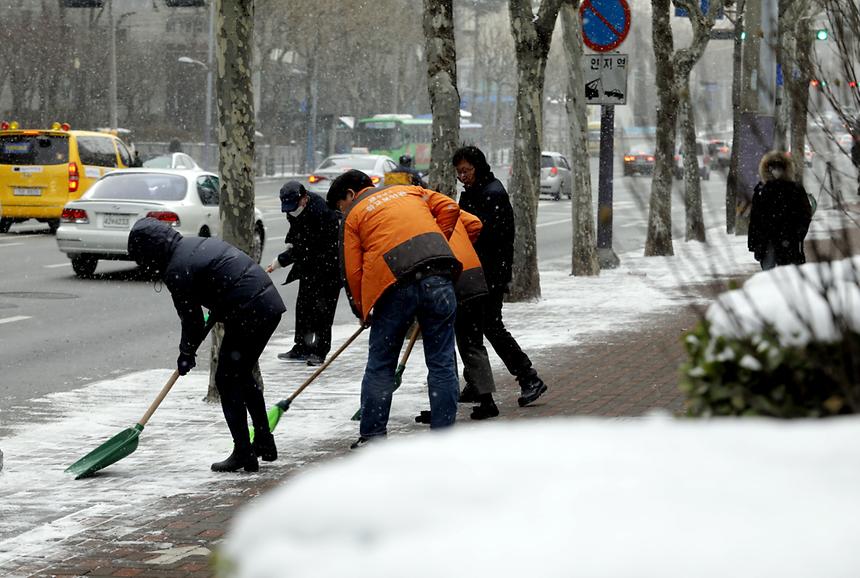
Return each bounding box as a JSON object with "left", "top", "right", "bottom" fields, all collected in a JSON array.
[{"left": 681, "top": 258, "right": 860, "bottom": 417}]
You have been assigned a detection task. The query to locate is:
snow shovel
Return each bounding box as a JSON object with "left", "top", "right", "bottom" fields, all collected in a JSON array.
[
  {"left": 351, "top": 323, "right": 420, "bottom": 421},
  {"left": 65, "top": 318, "right": 215, "bottom": 479},
  {"left": 249, "top": 324, "right": 367, "bottom": 442}
]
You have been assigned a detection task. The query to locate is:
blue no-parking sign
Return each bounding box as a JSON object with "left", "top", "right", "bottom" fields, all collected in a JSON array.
[{"left": 580, "top": 0, "right": 631, "bottom": 53}]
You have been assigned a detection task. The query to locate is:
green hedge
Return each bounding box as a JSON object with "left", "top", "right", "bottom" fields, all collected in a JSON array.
[{"left": 680, "top": 320, "right": 860, "bottom": 417}]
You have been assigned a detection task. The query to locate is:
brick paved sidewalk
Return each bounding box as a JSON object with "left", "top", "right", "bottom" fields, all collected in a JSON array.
[{"left": 5, "top": 281, "right": 734, "bottom": 578}]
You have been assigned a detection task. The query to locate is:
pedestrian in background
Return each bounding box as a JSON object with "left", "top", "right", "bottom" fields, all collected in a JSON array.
[
  {"left": 384, "top": 154, "right": 427, "bottom": 187},
  {"left": 128, "top": 218, "right": 285, "bottom": 473},
  {"left": 748, "top": 150, "right": 813, "bottom": 271},
  {"left": 452, "top": 145, "right": 548, "bottom": 407},
  {"left": 327, "top": 170, "right": 462, "bottom": 449},
  {"left": 266, "top": 181, "right": 341, "bottom": 366}
]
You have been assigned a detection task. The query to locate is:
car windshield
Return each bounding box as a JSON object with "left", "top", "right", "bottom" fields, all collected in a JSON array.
[
  {"left": 317, "top": 156, "right": 378, "bottom": 171},
  {"left": 142, "top": 155, "right": 174, "bottom": 168},
  {"left": 0, "top": 134, "right": 69, "bottom": 165},
  {"left": 540, "top": 155, "right": 554, "bottom": 168},
  {"left": 87, "top": 173, "right": 187, "bottom": 201}
]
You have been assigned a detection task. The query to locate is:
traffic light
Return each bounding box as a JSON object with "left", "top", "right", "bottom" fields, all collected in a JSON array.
[
  {"left": 810, "top": 79, "right": 827, "bottom": 88},
  {"left": 165, "top": 0, "right": 206, "bottom": 6},
  {"left": 61, "top": 0, "right": 104, "bottom": 6},
  {"left": 815, "top": 28, "right": 829, "bottom": 41}
]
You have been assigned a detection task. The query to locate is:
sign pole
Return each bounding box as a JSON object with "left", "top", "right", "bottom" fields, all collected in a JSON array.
[{"left": 597, "top": 104, "right": 620, "bottom": 268}]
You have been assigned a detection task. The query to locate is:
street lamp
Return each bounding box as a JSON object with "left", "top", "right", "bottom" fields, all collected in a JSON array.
[{"left": 177, "top": 55, "right": 212, "bottom": 170}]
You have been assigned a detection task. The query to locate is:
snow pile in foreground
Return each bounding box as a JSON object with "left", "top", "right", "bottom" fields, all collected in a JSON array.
[
  {"left": 222, "top": 416, "right": 860, "bottom": 578},
  {"left": 707, "top": 257, "right": 860, "bottom": 345}
]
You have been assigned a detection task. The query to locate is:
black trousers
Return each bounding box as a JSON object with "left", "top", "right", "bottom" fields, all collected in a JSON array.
[
  {"left": 483, "top": 287, "right": 533, "bottom": 381},
  {"left": 216, "top": 312, "right": 282, "bottom": 449},
  {"left": 454, "top": 297, "right": 496, "bottom": 394},
  {"left": 293, "top": 277, "right": 340, "bottom": 357}
]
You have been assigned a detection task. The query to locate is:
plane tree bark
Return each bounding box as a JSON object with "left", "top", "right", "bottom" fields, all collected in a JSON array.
[
  {"left": 507, "top": 0, "right": 565, "bottom": 300},
  {"left": 561, "top": 0, "right": 599, "bottom": 276},
  {"left": 423, "top": 0, "right": 460, "bottom": 196}
]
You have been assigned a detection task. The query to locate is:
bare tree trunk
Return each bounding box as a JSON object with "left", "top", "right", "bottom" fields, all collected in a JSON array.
[
  {"left": 678, "top": 84, "right": 706, "bottom": 241},
  {"left": 208, "top": 0, "right": 262, "bottom": 402},
  {"left": 423, "top": 0, "right": 460, "bottom": 196},
  {"left": 726, "top": 0, "right": 745, "bottom": 234},
  {"left": 507, "top": 0, "right": 564, "bottom": 301},
  {"left": 663, "top": 0, "right": 722, "bottom": 246},
  {"left": 561, "top": 1, "right": 598, "bottom": 276},
  {"left": 645, "top": 0, "right": 677, "bottom": 256},
  {"left": 789, "top": 18, "right": 813, "bottom": 184}
]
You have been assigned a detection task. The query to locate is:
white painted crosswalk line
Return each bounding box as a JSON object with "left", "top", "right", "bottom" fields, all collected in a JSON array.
[{"left": 44, "top": 262, "right": 71, "bottom": 268}]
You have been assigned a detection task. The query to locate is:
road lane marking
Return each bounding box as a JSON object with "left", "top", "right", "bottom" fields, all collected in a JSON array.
[
  {"left": 537, "top": 218, "right": 572, "bottom": 228},
  {"left": 0, "top": 316, "right": 31, "bottom": 325},
  {"left": 44, "top": 262, "right": 71, "bottom": 268},
  {"left": 0, "top": 242, "right": 23, "bottom": 248}
]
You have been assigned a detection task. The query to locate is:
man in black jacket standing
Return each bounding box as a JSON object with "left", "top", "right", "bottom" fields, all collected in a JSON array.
[
  {"left": 128, "top": 218, "right": 286, "bottom": 473},
  {"left": 452, "top": 146, "right": 548, "bottom": 407},
  {"left": 266, "top": 181, "right": 341, "bottom": 366}
]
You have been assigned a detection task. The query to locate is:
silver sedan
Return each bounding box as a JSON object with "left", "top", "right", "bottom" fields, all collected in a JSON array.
[
  {"left": 306, "top": 153, "right": 397, "bottom": 195},
  {"left": 56, "top": 168, "right": 265, "bottom": 277}
]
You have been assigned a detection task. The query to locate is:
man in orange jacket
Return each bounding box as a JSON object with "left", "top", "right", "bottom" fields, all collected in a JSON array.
[{"left": 327, "top": 170, "right": 463, "bottom": 449}]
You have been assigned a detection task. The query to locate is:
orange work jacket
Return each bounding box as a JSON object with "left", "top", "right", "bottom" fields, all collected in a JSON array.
[{"left": 341, "top": 185, "right": 462, "bottom": 321}]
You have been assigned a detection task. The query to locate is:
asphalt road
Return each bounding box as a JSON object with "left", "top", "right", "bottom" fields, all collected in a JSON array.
[{"left": 2, "top": 147, "right": 844, "bottom": 432}]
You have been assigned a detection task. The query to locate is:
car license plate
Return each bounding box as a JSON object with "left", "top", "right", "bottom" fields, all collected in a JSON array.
[
  {"left": 103, "top": 213, "right": 131, "bottom": 228},
  {"left": 12, "top": 187, "right": 41, "bottom": 196}
]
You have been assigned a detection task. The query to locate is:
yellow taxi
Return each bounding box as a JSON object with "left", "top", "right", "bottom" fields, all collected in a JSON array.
[{"left": 0, "top": 121, "right": 134, "bottom": 233}]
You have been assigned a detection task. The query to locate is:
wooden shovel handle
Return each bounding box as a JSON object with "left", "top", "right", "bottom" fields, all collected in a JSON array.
[
  {"left": 286, "top": 325, "right": 367, "bottom": 403},
  {"left": 139, "top": 370, "right": 181, "bottom": 427},
  {"left": 400, "top": 323, "right": 421, "bottom": 365},
  {"left": 138, "top": 316, "right": 217, "bottom": 427}
]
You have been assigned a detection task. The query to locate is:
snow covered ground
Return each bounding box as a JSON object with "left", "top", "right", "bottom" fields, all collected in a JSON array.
[
  {"left": 222, "top": 416, "right": 860, "bottom": 578},
  {"left": 0, "top": 205, "right": 852, "bottom": 570}
]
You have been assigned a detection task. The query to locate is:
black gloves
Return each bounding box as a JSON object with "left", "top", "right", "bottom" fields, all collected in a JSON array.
[{"left": 177, "top": 352, "right": 196, "bottom": 376}]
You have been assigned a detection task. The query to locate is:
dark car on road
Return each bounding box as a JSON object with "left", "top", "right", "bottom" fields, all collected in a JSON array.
[{"left": 623, "top": 150, "right": 655, "bottom": 177}]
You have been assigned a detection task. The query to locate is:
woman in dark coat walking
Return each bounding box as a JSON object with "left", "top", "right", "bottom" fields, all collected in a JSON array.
[
  {"left": 452, "top": 146, "right": 548, "bottom": 407},
  {"left": 128, "top": 218, "right": 286, "bottom": 473},
  {"left": 748, "top": 150, "right": 813, "bottom": 270}
]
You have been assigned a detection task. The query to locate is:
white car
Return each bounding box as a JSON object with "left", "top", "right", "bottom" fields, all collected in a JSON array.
[
  {"left": 539, "top": 151, "right": 572, "bottom": 200},
  {"left": 56, "top": 168, "right": 265, "bottom": 277},
  {"left": 142, "top": 152, "right": 200, "bottom": 170},
  {"left": 674, "top": 139, "right": 711, "bottom": 181},
  {"left": 306, "top": 154, "right": 396, "bottom": 195}
]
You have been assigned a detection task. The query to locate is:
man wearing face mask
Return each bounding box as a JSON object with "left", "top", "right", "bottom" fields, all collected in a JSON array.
[{"left": 266, "top": 181, "right": 342, "bottom": 366}]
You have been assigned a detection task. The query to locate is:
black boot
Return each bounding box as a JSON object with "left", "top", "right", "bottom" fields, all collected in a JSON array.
[
  {"left": 517, "top": 373, "right": 548, "bottom": 407},
  {"left": 252, "top": 429, "right": 278, "bottom": 462},
  {"left": 414, "top": 410, "right": 432, "bottom": 424},
  {"left": 211, "top": 446, "right": 259, "bottom": 473},
  {"left": 470, "top": 394, "right": 499, "bottom": 420}
]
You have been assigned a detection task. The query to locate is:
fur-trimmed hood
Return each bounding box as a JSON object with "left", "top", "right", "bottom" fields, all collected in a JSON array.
[{"left": 758, "top": 150, "right": 796, "bottom": 183}]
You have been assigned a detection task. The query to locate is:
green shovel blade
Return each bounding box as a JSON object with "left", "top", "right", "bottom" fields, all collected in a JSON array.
[
  {"left": 248, "top": 404, "right": 285, "bottom": 443},
  {"left": 65, "top": 423, "right": 144, "bottom": 479}
]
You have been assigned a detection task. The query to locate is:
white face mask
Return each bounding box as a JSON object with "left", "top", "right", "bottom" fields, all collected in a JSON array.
[
  {"left": 288, "top": 204, "right": 305, "bottom": 217},
  {"left": 771, "top": 168, "right": 784, "bottom": 179}
]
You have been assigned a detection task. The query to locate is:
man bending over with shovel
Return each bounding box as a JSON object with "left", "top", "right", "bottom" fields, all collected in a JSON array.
[
  {"left": 327, "top": 170, "right": 462, "bottom": 449},
  {"left": 128, "top": 218, "right": 286, "bottom": 473}
]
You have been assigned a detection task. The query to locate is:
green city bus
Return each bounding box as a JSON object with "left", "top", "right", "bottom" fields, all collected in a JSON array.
[{"left": 354, "top": 114, "right": 482, "bottom": 172}]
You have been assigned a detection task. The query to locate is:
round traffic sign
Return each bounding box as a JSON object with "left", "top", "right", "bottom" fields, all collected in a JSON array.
[{"left": 580, "top": 0, "right": 631, "bottom": 53}]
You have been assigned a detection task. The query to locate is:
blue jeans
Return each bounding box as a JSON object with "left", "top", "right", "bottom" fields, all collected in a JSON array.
[{"left": 360, "top": 275, "right": 459, "bottom": 437}]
